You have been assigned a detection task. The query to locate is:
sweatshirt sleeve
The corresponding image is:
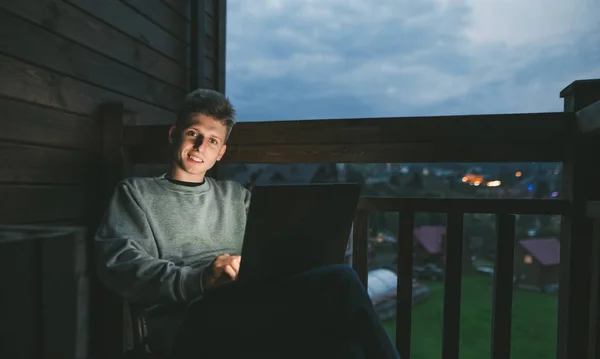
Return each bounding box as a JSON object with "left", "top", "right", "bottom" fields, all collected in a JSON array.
[{"left": 95, "top": 182, "right": 206, "bottom": 305}]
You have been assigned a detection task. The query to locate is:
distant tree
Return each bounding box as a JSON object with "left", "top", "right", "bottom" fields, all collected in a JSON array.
[
  {"left": 447, "top": 176, "right": 455, "bottom": 190},
  {"left": 270, "top": 172, "right": 285, "bottom": 183},
  {"left": 533, "top": 180, "right": 551, "bottom": 199},
  {"left": 464, "top": 214, "right": 496, "bottom": 258},
  {"left": 497, "top": 165, "right": 518, "bottom": 187},
  {"left": 407, "top": 173, "right": 424, "bottom": 190},
  {"left": 346, "top": 166, "right": 365, "bottom": 185}
]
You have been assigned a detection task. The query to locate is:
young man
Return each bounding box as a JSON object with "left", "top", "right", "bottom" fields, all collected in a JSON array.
[{"left": 95, "top": 89, "right": 400, "bottom": 358}]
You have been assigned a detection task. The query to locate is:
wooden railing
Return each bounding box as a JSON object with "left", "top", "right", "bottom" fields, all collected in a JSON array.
[
  {"left": 97, "top": 79, "right": 600, "bottom": 359},
  {"left": 353, "top": 198, "right": 568, "bottom": 359}
]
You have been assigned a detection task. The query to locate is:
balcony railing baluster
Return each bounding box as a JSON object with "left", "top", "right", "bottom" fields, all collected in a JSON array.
[
  {"left": 491, "top": 214, "right": 517, "bottom": 359},
  {"left": 442, "top": 212, "right": 464, "bottom": 359},
  {"left": 396, "top": 211, "right": 415, "bottom": 359}
]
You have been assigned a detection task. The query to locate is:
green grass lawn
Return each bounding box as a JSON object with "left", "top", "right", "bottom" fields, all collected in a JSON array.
[{"left": 381, "top": 275, "right": 558, "bottom": 359}]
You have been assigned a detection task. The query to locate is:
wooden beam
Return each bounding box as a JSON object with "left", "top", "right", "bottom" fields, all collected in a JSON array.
[
  {"left": 221, "top": 142, "right": 565, "bottom": 163},
  {"left": 123, "top": 111, "right": 572, "bottom": 164},
  {"left": 123, "top": 112, "right": 572, "bottom": 146},
  {"left": 577, "top": 100, "right": 600, "bottom": 135},
  {"left": 357, "top": 198, "right": 569, "bottom": 215},
  {"left": 228, "top": 112, "right": 572, "bottom": 145},
  {"left": 128, "top": 141, "right": 567, "bottom": 164}
]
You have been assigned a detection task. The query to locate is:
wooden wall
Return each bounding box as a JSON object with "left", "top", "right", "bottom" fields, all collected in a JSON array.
[
  {"left": 0, "top": 0, "right": 225, "bottom": 222},
  {"left": 0, "top": 1, "right": 226, "bottom": 357}
]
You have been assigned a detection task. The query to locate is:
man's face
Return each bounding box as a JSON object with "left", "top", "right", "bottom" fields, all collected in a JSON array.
[{"left": 168, "top": 114, "right": 228, "bottom": 182}]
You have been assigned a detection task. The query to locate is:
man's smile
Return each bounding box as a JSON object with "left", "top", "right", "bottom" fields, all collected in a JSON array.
[{"left": 188, "top": 154, "right": 204, "bottom": 163}]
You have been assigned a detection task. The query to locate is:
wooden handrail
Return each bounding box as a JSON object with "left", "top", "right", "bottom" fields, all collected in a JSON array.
[
  {"left": 123, "top": 112, "right": 571, "bottom": 146},
  {"left": 121, "top": 111, "right": 575, "bottom": 164},
  {"left": 357, "top": 197, "right": 569, "bottom": 215}
]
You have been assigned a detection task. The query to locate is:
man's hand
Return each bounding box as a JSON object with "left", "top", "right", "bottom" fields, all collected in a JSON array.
[{"left": 203, "top": 254, "right": 241, "bottom": 290}]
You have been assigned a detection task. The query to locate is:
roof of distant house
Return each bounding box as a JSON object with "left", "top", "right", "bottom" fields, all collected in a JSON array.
[
  {"left": 518, "top": 238, "right": 560, "bottom": 266},
  {"left": 414, "top": 226, "right": 446, "bottom": 254}
]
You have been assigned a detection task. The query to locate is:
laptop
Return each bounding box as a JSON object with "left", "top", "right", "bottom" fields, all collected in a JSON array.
[{"left": 236, "top": 183, "right": 362, "bottom": 282}]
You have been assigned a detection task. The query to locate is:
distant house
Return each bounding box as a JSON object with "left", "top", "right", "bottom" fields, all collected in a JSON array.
[
  {"left": 514, "top": 238, "right": 560, "bottom": 290},
  {"left": 413, "top": 226, "right": 446, "bottom": 266},
  {"left": 412, "top": 226, "right": 479, "bottom": 271}
]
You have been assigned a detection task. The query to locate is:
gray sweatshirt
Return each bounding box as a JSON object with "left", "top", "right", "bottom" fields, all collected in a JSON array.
[{"left": 95, "top": 174, "right": 251, "bottom": 307}]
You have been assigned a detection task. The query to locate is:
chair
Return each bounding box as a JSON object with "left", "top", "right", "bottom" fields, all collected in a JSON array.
[
  {"left": 125, "top": 302, "right": 187, "bottom": 359},
  {"left": 124, "top": 303, "right": 155, "bottom": 359}
]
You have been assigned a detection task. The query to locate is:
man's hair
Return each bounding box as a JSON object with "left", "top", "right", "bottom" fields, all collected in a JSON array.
[{"left": 176, "top": 89, "right": 236, "bottom": 141}]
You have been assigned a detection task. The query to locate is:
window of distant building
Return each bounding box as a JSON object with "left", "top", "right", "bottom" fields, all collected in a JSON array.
[{"left": 524, "top": 255, "right": 533, "bottom": 264}]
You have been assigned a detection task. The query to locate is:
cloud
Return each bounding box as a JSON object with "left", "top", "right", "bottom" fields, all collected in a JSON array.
[{"left": 225, "top": 0, "right": 600, "bottom": 121}]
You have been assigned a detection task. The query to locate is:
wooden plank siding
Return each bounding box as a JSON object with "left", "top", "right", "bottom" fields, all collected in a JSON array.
[
  {"left": 162, "top": 0, "right": 191, "bottom": 21},
  {"left": 62, "top": 0, "right": 189, "bottom": 63},
  {"left": 120, "top": 0, "right": 188, "bottom": 42},
  {"left": 1, "top": 0, "right": 187, "bottom": 89},
  {"left": 0, "top": 1, "right": 223, "bottom": 357},
  {"left": 0, "top": 10, "right": 186, "bottom": 112}
]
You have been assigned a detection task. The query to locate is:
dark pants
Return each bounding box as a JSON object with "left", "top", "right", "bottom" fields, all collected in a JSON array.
[{"left": 172, "top": 264, "right": 400, "bottom": 359}]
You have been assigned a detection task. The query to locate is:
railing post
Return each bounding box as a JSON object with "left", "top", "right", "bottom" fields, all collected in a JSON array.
[
  {"left": 96, "top": 102, "right": 126, "bottom": 359},
  {"left": 587, "top": 202, "right": 600, "bottom": 359},
  {"left": 557, "top": 79, "right": 600, "bottom": 359}
]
